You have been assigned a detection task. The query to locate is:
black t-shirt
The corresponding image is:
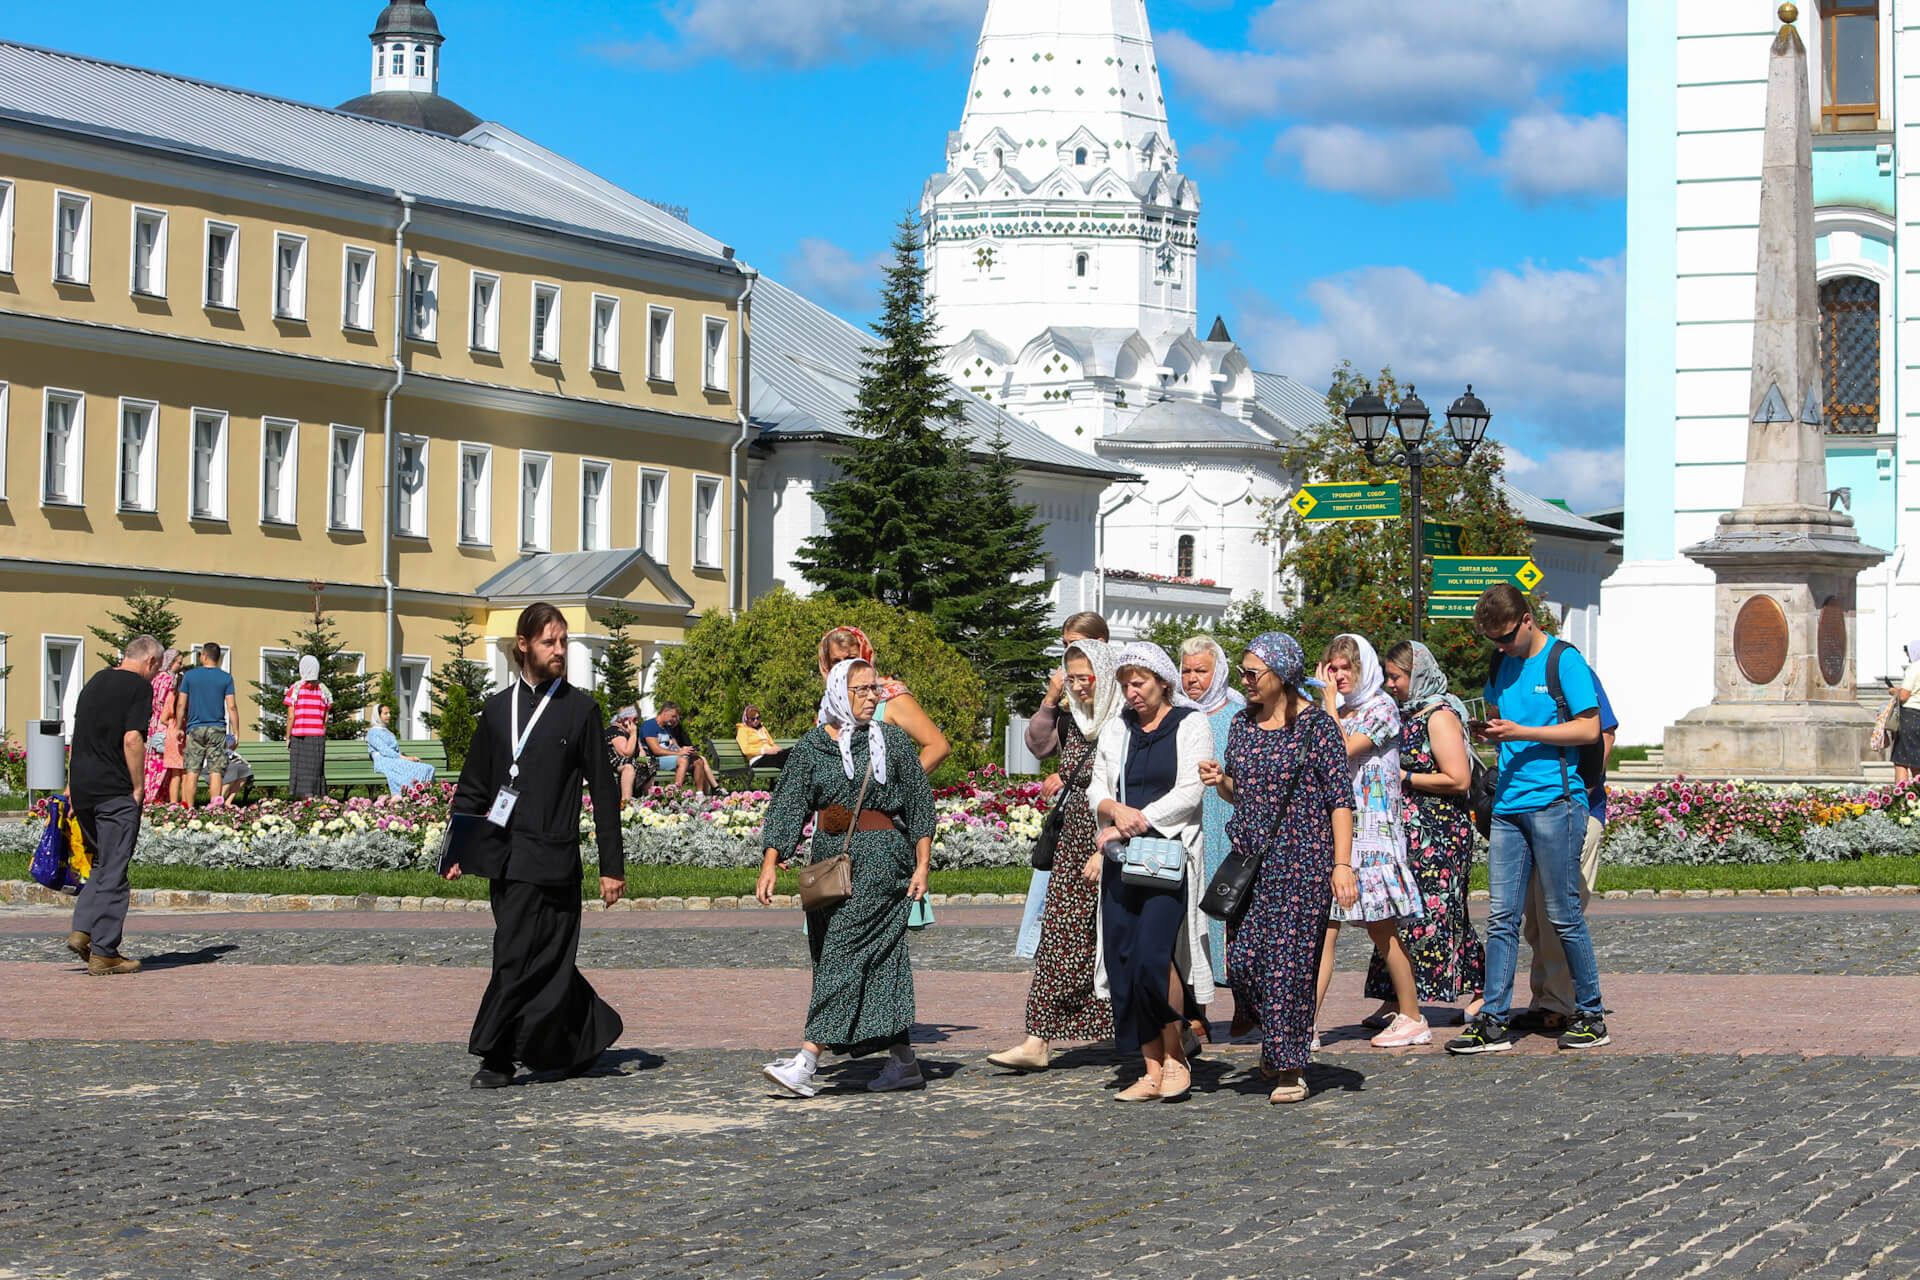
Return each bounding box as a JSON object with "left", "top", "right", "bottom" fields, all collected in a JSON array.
[{"left": 70, "top": 667, "right": 154, "bottom": 806}]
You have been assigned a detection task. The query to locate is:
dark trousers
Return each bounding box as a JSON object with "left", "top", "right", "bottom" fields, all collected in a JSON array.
[
  {"left": 469, "top": 879, "right": 623, "bottom": 1071},
  {"left": 71, "top": 793, "right": 142, "bottom": 959},
  {"left": 1100, "top": 859, "right": 1188, "bottom": 1054}
]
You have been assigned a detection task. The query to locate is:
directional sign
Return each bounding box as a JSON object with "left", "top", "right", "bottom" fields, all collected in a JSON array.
[
  {"left": 1426, "top": 596, "right": 1480, "bottom": 620},
  {"left": 1422, "top": 522, "right": 1464, "bottom": 557},
  {"left": 1289, "top": 482, "right": 1403, "bottom": 522},
  {"left": 1431, "top": 555, "right": 1544, "bottom": 596}
]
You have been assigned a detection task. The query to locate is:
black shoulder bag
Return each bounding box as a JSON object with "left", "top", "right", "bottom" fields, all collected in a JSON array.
[
  {"left": 1030, "top": 738, "right": 1097, "bottom": 871},
  {"left": 1200, "top": 726, "right": 1307, "bottom": 924}
]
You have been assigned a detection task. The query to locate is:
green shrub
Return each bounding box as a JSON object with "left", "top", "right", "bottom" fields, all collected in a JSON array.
[{"left": 655, "top": 589, "right": 989, "bottom": 771}]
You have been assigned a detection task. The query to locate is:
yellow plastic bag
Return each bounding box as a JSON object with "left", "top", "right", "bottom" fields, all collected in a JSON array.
[{"left": 63, "top": 804, "right": 92, "bottom": 882}]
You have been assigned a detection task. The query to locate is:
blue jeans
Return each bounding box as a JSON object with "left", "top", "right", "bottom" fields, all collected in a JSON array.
[
  {"left": 1014, "top": 869, "right": 1050, "bottom": 960},
  {"left": 1483, "top": 798, "right": 1603, "bottom": 1021}
]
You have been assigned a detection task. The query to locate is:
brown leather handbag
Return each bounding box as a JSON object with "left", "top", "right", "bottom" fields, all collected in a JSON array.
[{"left": 797, "top": 755, "right": 873, "bottom": 912}]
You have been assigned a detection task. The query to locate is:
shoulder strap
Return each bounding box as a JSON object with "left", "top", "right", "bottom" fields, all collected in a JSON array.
[
  {"left": 1542, "top": 639, "right": 1577, "bottom": 801},
  {"left": 839, "top": 746, "right": 875, "bottom": 860}
]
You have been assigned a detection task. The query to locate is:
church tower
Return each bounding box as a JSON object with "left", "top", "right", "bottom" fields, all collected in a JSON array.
[
  {"left": 338, "top": 1, "right": 481, "bottom": 136},
  {"left": 921, "top": 0, "right": 1199, "bottom": 349}
]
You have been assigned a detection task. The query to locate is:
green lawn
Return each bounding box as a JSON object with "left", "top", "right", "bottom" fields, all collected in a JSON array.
[{"left": 1459, "top": 855, "right": 1920, "bottom": 894}]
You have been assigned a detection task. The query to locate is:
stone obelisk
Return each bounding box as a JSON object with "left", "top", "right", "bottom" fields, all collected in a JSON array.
[{"left": 1663, "top": 3, "right": 1888, "bottom": 777}]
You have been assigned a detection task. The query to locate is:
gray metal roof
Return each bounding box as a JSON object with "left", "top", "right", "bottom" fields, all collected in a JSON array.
[
  {"left": 1101, "top": 397, "right": 1278, "bottom": 449},
  {"left": 0, "top": 41, "right": 734, "bottom": 266},
  {"left": 1251, "top": 371, "right": 1335, "bottom": 434},
  {"left": 476, "top": 549, "right": 692, "bottom": 605},
  {"left": 372, "top": 2, "right": 443, "bottom": 39},
  {"left": 748, "top": 276, "right": 1138, "bottom": 482},
  {"left": 1501, "top": 484, "right": 1620, "bottom": 542}
]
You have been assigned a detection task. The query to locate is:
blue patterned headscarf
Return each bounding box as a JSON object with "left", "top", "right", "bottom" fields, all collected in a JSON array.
[{"left": 1245, "top": 632, "right": 1306, "bottom": 688}]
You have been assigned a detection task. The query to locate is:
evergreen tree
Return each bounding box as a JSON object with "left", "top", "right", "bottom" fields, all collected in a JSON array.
[
  {"left": 90, "top": 590, "right": 182, "bottom": 668},
  {"left": 591, "top": 606, "right": 645, "bottom": 719},
  {"left": 792, "top": 213, "right": 974, "bottom": 614},
  {"left": 251, "top": 610, "right": 372, "bottom": 740},
  {"left": 426, "top": 611, "right": 493, "bottom": 769}
]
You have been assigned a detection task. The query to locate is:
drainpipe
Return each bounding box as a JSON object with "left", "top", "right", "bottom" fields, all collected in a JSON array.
[
  {"left": 727, "top": 266, "right": 757, "bottom": 616},
  {"left": 381, "top": 194, "right": 415, "bottom": 677}
]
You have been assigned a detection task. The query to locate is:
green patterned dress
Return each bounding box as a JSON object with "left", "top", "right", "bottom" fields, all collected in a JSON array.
[{"left": 760, "top": 722, "right": 936, "bottom": 1054}]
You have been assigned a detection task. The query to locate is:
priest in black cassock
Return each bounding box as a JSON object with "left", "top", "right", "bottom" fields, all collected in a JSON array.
[{"left": 445, "top": 601, "right": 626, "bottom": 1088}]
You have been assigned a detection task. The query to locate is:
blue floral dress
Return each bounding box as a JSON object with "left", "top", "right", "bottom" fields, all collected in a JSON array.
[
  {"left": 1224, "top": 706, "right": 1351, "bottom": 1072},
  {"left": 1330, "top": 692, "right": 1423, "bottom": 924},
  {"left": 366, "top": 726, "right": 436, "bottom": 794},
  {"left": 1199, "top": 698, "right": 1240, "bottom": 987}
]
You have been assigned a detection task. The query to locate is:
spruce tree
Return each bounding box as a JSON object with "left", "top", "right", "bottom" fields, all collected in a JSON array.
[
  {"left": 793, "top": 212, "right": 973, "bottom": 614},
  {"left": 426, "top": 611, "right": 493, "bottom": 769},
  {"left": 90, "top": 590, "right": 182, "bottom": 668},
  {"left": 591, "top": 605, "right": 645, "bottom": 719},
  {"left": 251, "top": 610, "right": 372, "bottom": 740}
]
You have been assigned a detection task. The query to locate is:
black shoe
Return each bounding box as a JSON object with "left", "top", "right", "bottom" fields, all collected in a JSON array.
[
  {"left": 1557, "top": 1014, "right": 1611, "bottom": 1051},
  {"left": 469, "top": 1060, "right": 515, "bottom": 1089},
  {"left": 1511, "top": 1007, "right": 1570, "bottom": 1033},
  {"left": 1445, "top": 1014, "right": 1514, "bottom": 1055}
]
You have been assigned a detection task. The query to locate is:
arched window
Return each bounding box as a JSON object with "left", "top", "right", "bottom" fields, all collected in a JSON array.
[
  {"left": 993, "top": 147, "right": 1004, "bottom": 169},
  {"left": 1819, "top": 274, "right": 1880, "bottom": 433},
  {"left": 1075, "top": 253, "right": 1089, "bottom": 279},
  {"left": 415, "top": 50, "right": 427, "bottom": 76},
  {"left": 1074, "top": 147, "right": 1088, "bottom": 165},
  {"left": 1176, "top": 535, "right": 1195, "bottom": 579}
]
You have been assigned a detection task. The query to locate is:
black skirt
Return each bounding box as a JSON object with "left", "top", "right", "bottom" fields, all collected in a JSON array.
[
  {"left": 469, "top": 879, "right": 623, "bottom": 1071},
  {"left": 289, "top": 735, "right": 327, "bottom": 798},
  {"left": 1894, "top": 712, "right": 1920, "bottom": 769}
]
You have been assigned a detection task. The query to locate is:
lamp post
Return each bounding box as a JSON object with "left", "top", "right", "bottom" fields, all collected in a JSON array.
[{"left": 1344, "top": 385, "right": 1492, "bottom": 643}]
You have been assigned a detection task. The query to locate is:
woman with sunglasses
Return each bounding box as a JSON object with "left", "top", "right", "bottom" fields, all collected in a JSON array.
[
  {"left": 757, "top": 659, "right": 937, "bottom": 1098},
  {"left": 1198, "top": 634, "right": 1354, "bottom": 1103}
]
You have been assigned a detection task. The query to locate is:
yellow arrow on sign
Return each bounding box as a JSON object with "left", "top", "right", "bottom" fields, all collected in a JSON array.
[
  {"left": 1516, "top": 560, "right": 1543, "bottom": 591},
  {"left": 1289, "top": 490, "right": 1319, "bottom": 518}
]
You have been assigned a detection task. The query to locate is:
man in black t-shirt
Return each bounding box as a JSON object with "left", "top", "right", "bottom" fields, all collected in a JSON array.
[{"left": 67, "top": 635, "right": 163, "bottom": 976}]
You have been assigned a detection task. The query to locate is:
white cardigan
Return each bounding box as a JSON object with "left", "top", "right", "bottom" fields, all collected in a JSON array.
[{"left": 1084, "top": 708, "right": 1217, "bottom": 1008}]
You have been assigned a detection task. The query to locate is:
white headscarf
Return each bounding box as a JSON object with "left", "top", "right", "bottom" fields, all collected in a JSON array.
[
  {"left": 295, "top": 654, "right": 334, "bottom": 706},
  {"left": 1180, "top": 636, "right": 1236, "bottom": 715},
  {"left": 1064, "top": 639, "right": 1121, "bottom": 738},
  {"left": 1334, "top": 633, "right": 1385, "bottom": 715},
  {"left": 1115, "top": 641, "right": 1198, "bottom": 709},
  {"left": 818, "top": 658, "right": 887, "bottom": 784}
]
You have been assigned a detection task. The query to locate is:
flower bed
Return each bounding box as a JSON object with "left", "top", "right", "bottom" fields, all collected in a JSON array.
[{"left": 1602, "top": 778, "right": 1920, "bottom": 865}]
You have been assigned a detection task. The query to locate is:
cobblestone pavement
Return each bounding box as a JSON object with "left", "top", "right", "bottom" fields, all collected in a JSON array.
[
  {"left": 1, "top": 906, "right": 1916, "bottom": 974},
  {"left": 1, "top": 1042, "right": 1916, "bottom": 1280}
]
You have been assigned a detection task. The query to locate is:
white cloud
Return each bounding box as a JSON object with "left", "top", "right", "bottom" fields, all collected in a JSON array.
[
  {"left": 782, "top": 238, "right": 889, "bottom": 312},
  {"left": 1492, "top": 112, "right": 1627, "bottom": 204},
  {"left": 1501, "top": 443, "right": 1626, "bottom": 513},
  {"left": 589, "top": 0, "right": 985, "bottom": 68},
  {"left": 1272, "top": 124, "right": 1480, "bottom": 199}
]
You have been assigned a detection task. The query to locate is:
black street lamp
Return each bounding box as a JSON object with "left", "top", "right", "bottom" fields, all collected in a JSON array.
[{"left": 1344, "top": 384, "right": 1493, "bottom": 643}]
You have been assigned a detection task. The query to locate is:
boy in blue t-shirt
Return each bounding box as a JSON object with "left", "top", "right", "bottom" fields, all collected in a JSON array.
[{"left": 1447, "top": 585, "right": 1610, "bottom": 1054}]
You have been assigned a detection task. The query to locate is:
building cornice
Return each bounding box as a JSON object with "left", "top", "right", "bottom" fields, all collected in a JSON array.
[{"left": 0, "top": 556, "right": 477, "bottom": 606}]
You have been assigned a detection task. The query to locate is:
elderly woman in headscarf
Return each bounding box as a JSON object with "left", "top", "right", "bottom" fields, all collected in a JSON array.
[
  {"left": 1179, "top": 634, "right": 1243, "bottom": 996},
  {"left": 1312, "top": 633, "right": 1426, "bottom": 1050},
  {"left": 817, "top": 625, "right": 950, "bottom": 773},
  {"left": 988, "top": 639, "right": 1119, "bottom": 1073},
  {"left": 1892, "top": 642, "right": 1920, "bottom": 784},
  {"left": 756, "top": 658, "right": 938, "bottom": 1098},
  {"left": 1358, "top": 641, "right": 1484, "bottom": 1028},
  {"left": 283, "top": 654, "right": 334, "bottom": 800},
  {"left": 1199, "top": 634, "right": 1354, "bottom": 1103},
  {"left": 1081, "top": 641, "right": 1214, "bottom": 1102}
]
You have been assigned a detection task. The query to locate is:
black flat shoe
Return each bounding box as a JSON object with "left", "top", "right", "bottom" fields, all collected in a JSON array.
[{"left": 469, "top": 1062, "right": 515, "bottom": 1089}]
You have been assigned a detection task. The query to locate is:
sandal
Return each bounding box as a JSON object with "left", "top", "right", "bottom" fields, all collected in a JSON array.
[{"left": 1268, "top": 1076, "right": 1309, "bottom": 1104}]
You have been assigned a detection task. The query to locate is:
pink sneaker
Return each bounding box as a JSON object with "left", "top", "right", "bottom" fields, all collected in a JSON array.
[{"left": 1370, "top": 1014, "right": 1433, "bottom": 1048}]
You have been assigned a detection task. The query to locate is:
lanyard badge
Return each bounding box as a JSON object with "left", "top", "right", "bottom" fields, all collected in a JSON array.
[{"left": 492, "top": 680, "right": 557, "bottom": 828}]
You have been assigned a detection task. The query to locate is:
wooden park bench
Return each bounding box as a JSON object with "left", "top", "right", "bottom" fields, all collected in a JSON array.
[
  {"left": 704, "top": 736, "right": 796, "bottom": 790},
  {"left": 219, "top": 738, "right": 450, "bottom": 802}
]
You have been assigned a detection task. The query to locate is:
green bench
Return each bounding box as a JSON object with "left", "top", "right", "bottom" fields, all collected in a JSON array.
[
  {"left": 221, "top": 738, "right": 450, "bottom": 802},
  {"left": 704, "top": 736, "right": 796, "bottom": 790}
]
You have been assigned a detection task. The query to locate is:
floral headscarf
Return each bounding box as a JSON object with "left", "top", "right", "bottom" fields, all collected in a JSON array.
[
  {"left": 1181, "top": 636, "right": 1237, "bottom": 715},
  {"left": 819, "top": 625, "right": 875, "bottom": 668},
  {"left": 1403, "top": 640, "right": 1470, "bottom": 727},
  {"left": 1064, "top": 639, "right": 1121, "bottom": 738},
  {"left": 818, "top": 658, "right": 887, "bottom": 783},
  {"left": 1333, "top": 633, "right": 1385, "bottom": 715},
  {"left": 1246, "top": 632, "right": 1306, "bottom": 688}
]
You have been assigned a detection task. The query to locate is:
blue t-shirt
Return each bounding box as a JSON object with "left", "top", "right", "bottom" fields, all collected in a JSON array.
[
  {"left": 1484, "top": 639, "right": 1599, "bottom": 815},
  {"left": 178, "top": 665, "right": 235, "bottom": 731},
  {"left": 639, "top": 717, "right": 678, "bottom": 758}
]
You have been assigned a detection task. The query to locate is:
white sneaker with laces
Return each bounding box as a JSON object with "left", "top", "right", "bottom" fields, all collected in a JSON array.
[
  {"left": 1369, "top": 1013, "right": 1434, "bottom": 1048},
  {"left": 763, "top": 1056, "right": 818, "bottom": 1098},
  {"left": 866, "top": 1055, "right": 925, "bottom": 1093}
]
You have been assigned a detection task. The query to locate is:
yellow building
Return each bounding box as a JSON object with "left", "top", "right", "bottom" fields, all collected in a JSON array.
[{"left": 0, "top": 3, "right": 754, "bottom": 743}]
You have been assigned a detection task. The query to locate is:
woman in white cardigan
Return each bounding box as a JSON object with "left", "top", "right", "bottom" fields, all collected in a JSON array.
[{"left": 1082, "top": 641, "right": 1215, "bottom": 1102}]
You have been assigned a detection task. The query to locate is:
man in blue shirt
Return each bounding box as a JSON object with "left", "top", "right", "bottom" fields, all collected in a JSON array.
[
  {"left": 175, "top": 642, "right": 237, "bottom": 811},
  {"left": 1447, "top": 585, "right": 1611, "bottom": 1054}
]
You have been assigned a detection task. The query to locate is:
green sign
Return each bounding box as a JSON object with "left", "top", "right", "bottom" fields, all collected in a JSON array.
[
  {"left": 1289, "top": 482, "right": 1403, "bottom": 522},
  {"left": 1426, "top": 596, "right": 1480, "bottom": 620},
  {"left": 1431, "top": 556, "right": 1544, "bottom": 595},
  {"left": 1423, "top": 522, "right": 1464, "bottom": 556}
]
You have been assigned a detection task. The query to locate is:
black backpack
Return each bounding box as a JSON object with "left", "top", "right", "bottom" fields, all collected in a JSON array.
[{"left": 1476, "top": 640, "right": 1606, "bottom": 836}]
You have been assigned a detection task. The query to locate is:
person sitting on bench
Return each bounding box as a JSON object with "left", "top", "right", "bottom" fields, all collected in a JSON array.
[
  {"left": 641, "top": 703, "right": 716, "bottom": 793},
  {"left": 734, "top": 704, "right": 791, "bottom": 773}
]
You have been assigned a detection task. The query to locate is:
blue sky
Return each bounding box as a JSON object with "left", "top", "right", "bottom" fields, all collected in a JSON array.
[{"left": 5, "top": 0, "right": 1628, "bottom": 508}]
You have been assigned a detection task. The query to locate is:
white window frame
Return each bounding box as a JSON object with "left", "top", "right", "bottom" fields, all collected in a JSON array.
[
  {"left": 407, "top": 256, "right": 439, "bottom": 341},
  {"left": 328, "top": 424, "right": 366, "bottom": 532},
  {"left": 519, "top": 450, "right": 552, "bottom": 551},
  {"left": 260, "top": 646, "right": 296, "bottom": 704},
  {"left": 41, "top": 635, "right": 82, "bottom": 729},
  {"left": 260, "top": 417, "right": 298, "bottom": 526},
  {"left": 394, "top": 433, "right": 429, "bottom": 539},
  {"left": 638, "top": 467, "right": 668, "bottom": 560},
  {"left": 342, "top": 245, "right": 376, "bottom": 332},
  {"left": 647, "top": 306, "right": 675, "bottom": 382},
  {"left": 469, "top": 270, "right": 500, "bottom": 353},
  {"left": 457, "top": 442, "right": 492, "bottom": 546},
  {"left": 692, "top": 474, "right": 722, "bottom": 569},
  {"left": 203, "top": 219, "right": 239, "bottom": 309},
  {"left": 703, "top": 316, "right": 730, "bottom": 391},
  {"left": 116, "top": 397, "right": 159, "bottom": 514},
  {"left": 531, "top": 281, "right": 561, "bottom": 363},
  {"left": 130, "top": 206, "right": 168, "bottom": 298},
  {"left": 40, "top": 388, "right": 84, "bottom": 507},
  {"left": 397, "top": 655, "right": 431, "bottom": 739},
  {"left": 0, "top": 180, "right": 13, "bottom": 274},
  {"left": 188, "top": 408, "right": 230, "bottom": 522},
  {"left": 591, "top": 294, "right": 621, "bottom": 372},
  {"left": 0, "top": 381, "right": 9, "bottom": 501},
  {"left": 580, "top": 458, "right": 612, "bottom": 551},
  {"left": 53, "top": 190, "right": 91, "bottom": 285},
  {"left": 272, "top": 231, "right": 309, "bottom": 321}
]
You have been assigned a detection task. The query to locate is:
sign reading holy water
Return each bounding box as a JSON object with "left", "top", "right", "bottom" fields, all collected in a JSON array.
[
  {"left": 1288, "top": 482, "right": 1403, "bottom": 522},
  {"left": 1431, "top": 556, "right": 1544, "bottom": 595}
]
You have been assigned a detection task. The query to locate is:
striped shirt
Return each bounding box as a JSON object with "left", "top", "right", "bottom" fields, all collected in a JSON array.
[{"left": 285, "top": 683, "right": 330, "bottom": 738}]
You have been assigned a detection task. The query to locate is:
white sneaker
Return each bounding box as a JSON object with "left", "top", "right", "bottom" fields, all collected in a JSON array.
[
  {"left": 762, "top": 1056, "right": 818, "bottom": 1098},
  {"left": 1311, "top": 1031, "right": 1322, "bottom": 1053},
  {"left": 866, "top": 1055, "right": 925, "bottom": 1093},
  {"left": 1369, "top": 1014, "right": 1434, "bottom": 1048}
]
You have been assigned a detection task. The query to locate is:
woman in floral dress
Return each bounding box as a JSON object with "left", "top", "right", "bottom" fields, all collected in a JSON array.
[
  {"left": 1313, "top": 633, "right": 1429, "bottom": 1049},
  {"left": 988, "top": 639, "right": 1118, "bottom": 1072},
  {"left": 1364, "top": 641, "right": 1484, "bottom": 1023},
  {"left": 1200, "top": 633, "right": 1354, "bottom": 1104},
  {"left": 142, "top": 648, "right": 183, "bottom": 805}
]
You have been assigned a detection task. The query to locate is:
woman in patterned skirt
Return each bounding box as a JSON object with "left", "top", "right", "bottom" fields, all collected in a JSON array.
[
  {"left": 1363, "top": 641, "right": 1485, "bottom": 1025},
  {"left": 1313, "top": 633, "right": 1429, "bottom": 1049},
  {"left": 757, "top": 659, "right": 937, "bottom": 1098},
  {"left": 1200, "top": 633, "right": 1354, "bottom": 1103},
  {"left": 284, "top": 654, "right": 333, "bottom": 799},
  {"left": 987, "top": 638, "right": 1119, "bottom": 1072}
]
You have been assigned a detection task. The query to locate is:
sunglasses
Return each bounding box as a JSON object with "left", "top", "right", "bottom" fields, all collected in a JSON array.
[
  {"left": 1236, "top": 667, "right": 1270, "bottom": 684},
  {"left": 1485, "top": 617, "right": 1527, "bottom": 648}
]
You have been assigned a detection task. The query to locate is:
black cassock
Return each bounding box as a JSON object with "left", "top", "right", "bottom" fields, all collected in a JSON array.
[{"left": 452, "top": 677, "right": 625, "bottom": 1071}]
